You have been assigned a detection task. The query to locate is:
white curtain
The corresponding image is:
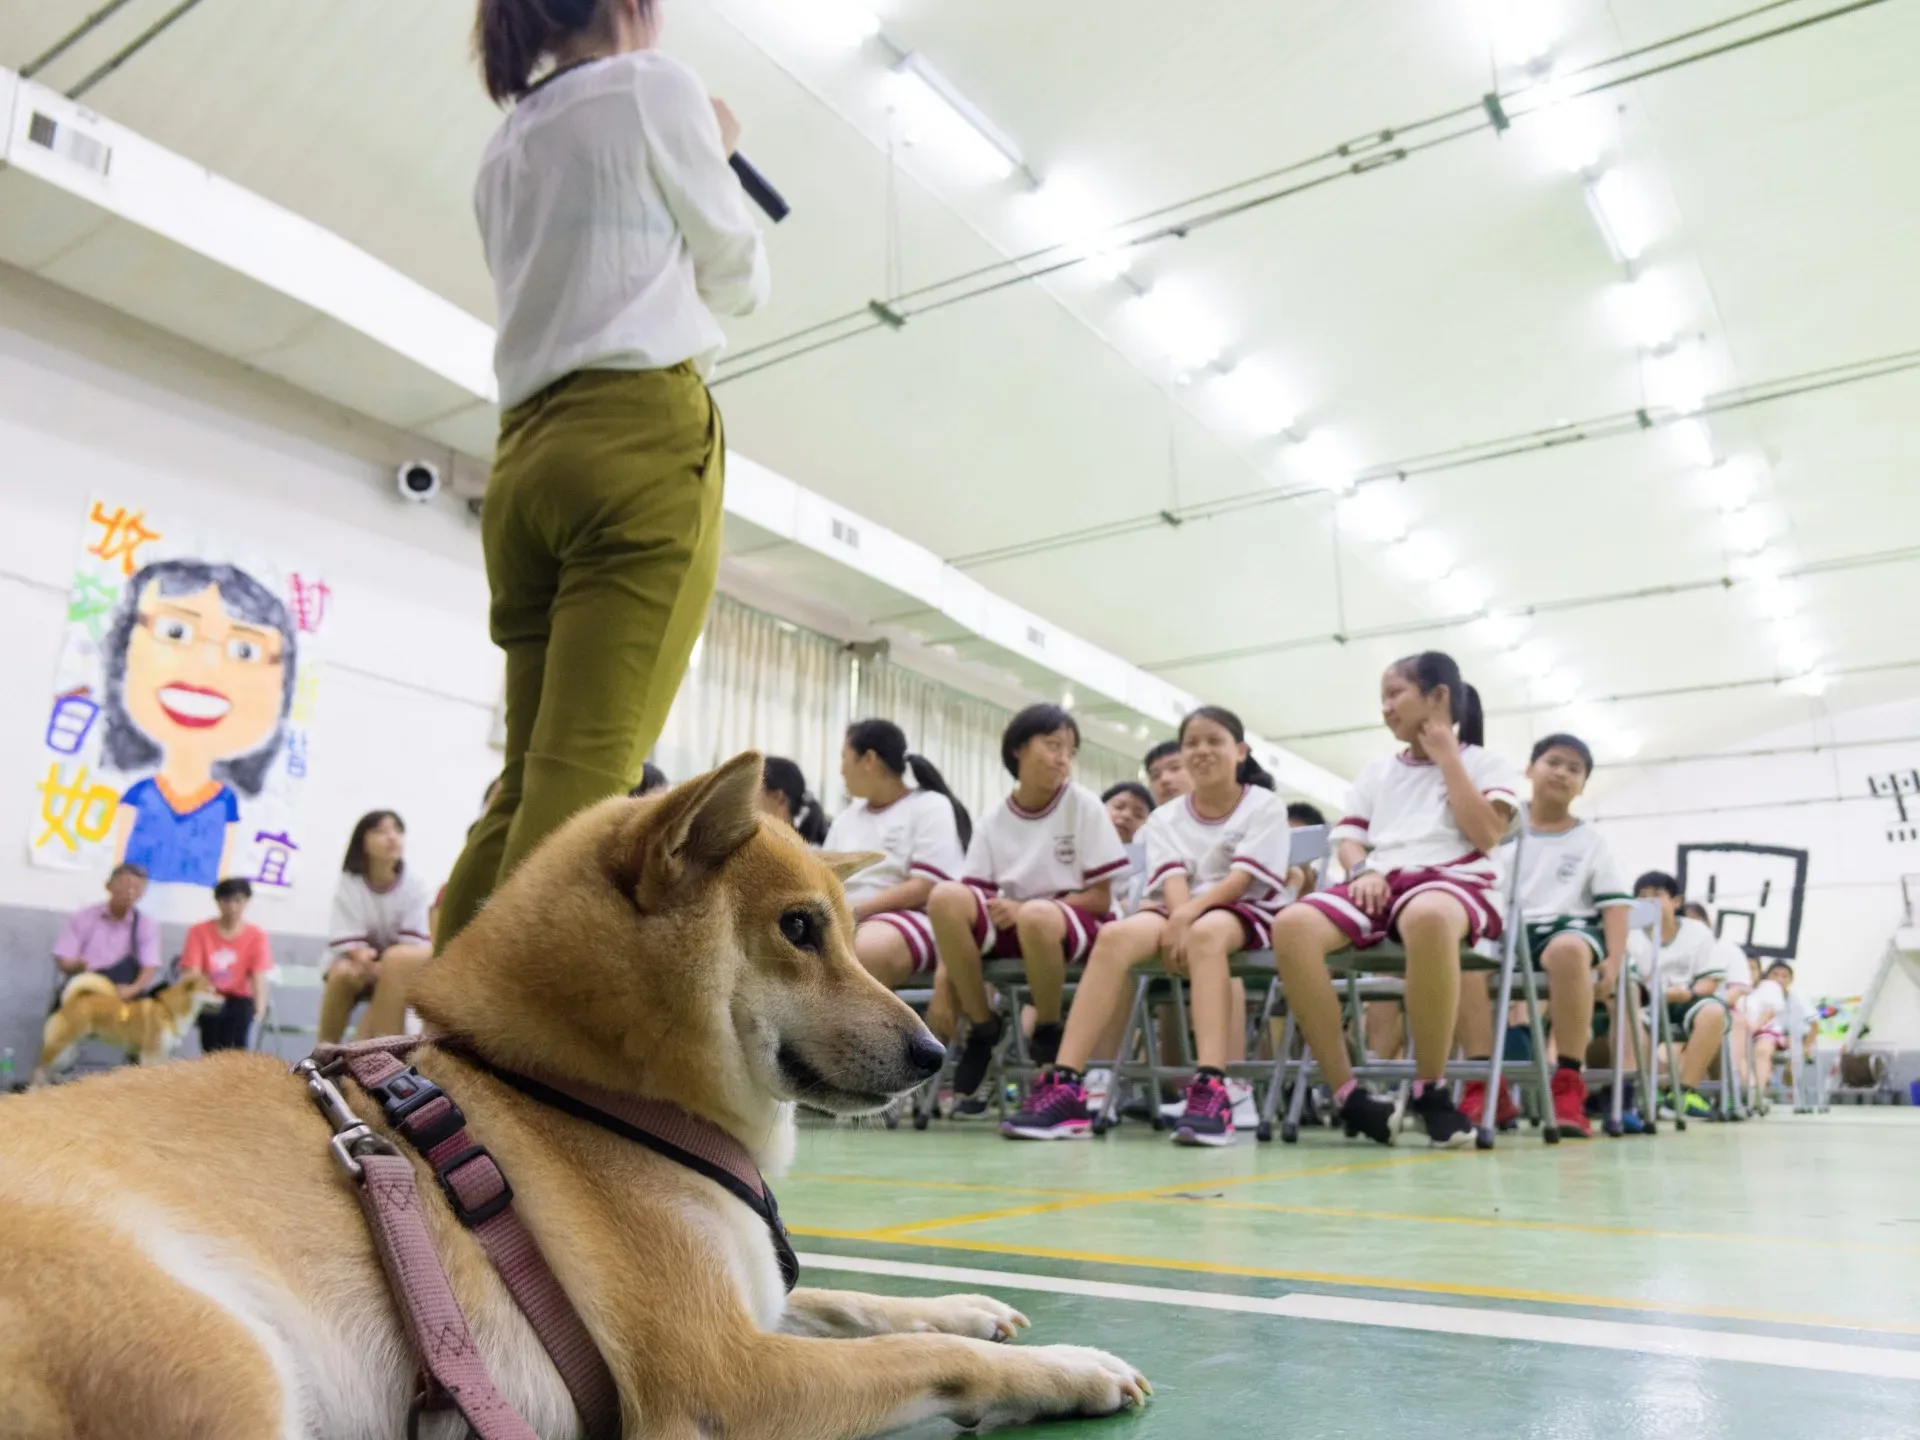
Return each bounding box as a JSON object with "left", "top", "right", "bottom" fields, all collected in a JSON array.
[
  {"left": 651, "top": 594, "right": 853, "bottom": 808},
  {"left": 646, "top": 596, "right": 1144, "bottom": 826}
]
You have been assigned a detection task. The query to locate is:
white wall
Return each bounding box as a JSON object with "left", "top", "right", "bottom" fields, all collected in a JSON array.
[
  {"left": 1589, "top": 697, "right": 1920, "bottom": 997},
  {"left": 0, "top": 267, "right": 504, "bottom": 939}
]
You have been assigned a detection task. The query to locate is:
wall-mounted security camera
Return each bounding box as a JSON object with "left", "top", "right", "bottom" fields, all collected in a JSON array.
[{"left": 395, "top": 460, "right": 441, "bottom": 504}]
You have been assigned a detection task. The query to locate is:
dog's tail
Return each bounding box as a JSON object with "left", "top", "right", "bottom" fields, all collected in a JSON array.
[{"left": 58, "top": 973, "right": 117, "bottom": 1006}]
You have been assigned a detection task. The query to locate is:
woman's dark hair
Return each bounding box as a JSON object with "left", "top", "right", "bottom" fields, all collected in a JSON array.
[
  {"left": 1101, "top": 781, "right": 1154, "bottom": 812},
  {"left": 1287, "top": 801, "right": 1327, "bottom": 827},
  {"left": 846, "top": 719, "right": 972, "bottom": 848},
  {"left": 1001, "top": 704, "right": 1079, "bottom": 780},
  {"left": 213, "top": 877, "right": 252, "bottom": 902},
  {"left": 101, "top": 559, "right": 299, "bottom": 799},
  {"left": 1390, "top": 651, "right": 1485, "bottom": 748},
  {"left": 762, "top": 757, "right": 828, "bottom": 846},
  {"left": 1177, "top": 705, "right": 1274, "bottom": 789},
  {"left": 629, "top": 762, "right": 669, "bottom": 799},
  {"left": 1530, "top": 732, "right": 1594, "bottom": 774},
  {"left": 1680, "top": 900, "right": 1711, "bottom": 924},
  {"left": 343, "top": 810, "right": 406, "bottom": 878},
  {"left": 476, "top": 0, "right": 656, "bottom": 104}
]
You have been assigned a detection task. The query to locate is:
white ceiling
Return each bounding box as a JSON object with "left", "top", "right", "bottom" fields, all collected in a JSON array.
[{"left": 5, "top": 0, "right": 1917, "bottom": 797}]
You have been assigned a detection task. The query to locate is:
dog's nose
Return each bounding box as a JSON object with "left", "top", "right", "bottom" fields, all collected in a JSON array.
[{"left": 906, "top": 1032, "right": 947, "bottom": 1077}]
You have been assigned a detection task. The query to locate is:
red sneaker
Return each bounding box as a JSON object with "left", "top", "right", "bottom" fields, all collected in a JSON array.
[
  {"left": 1550, "top": 1067, "right": 1593, "bottom": 1138},
  {"left": 1458, "top": 1078, "right": 1520, "bottom": 1131}
]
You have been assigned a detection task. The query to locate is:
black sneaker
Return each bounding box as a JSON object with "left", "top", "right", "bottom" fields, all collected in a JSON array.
[
  {"left": 1000, "top": 1070, "right": 1092, "bottom": 1140},
  {"left": 1170, "top": 1072, "right": 1235, "bottom": 1147},
  {"left": 1028, "top": 1022, "right": 1063, "bottom": 1068},
  {"left": 1411, "top": 1082, "right": 1477, "bottom": 1149},
  {"left": 950, "top": 1088, "right": 994, "bottom": 1120},
  {"left": 1337, "top": 1085, "right": 1398, "bottom": 1146},
  {"left": 952, "top": 1014, "right": 1005, "bottom": 1099}
]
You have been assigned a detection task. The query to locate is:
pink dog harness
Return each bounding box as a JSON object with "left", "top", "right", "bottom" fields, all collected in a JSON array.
[{"left": 297, "top": 1036, "right": 795, "bottom": 1440}]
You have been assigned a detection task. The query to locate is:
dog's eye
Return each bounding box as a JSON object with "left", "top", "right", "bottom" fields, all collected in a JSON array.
[{"left": 779, "top": 909, "right": 822, "bottom": 953}]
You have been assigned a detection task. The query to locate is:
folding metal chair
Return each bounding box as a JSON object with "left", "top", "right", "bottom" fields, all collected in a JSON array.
[{"left": 251, "top": 961, "right": 326, "bottom": 1060}]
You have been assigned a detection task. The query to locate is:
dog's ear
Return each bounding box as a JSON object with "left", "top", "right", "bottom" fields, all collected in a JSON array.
[
  {"left": 820, "top": 851, "right": 885, "bottom": 883},
  {"left": 608, "top": 752, "right": 765, "bottom": 903}
]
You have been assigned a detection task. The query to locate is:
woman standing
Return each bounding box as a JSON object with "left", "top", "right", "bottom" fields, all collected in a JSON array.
[{"left": 437, "top": 0, "right": 769, "bottom": 946}]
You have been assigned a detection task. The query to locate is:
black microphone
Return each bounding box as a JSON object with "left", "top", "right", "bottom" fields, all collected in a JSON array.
[{"left": 730, "top": 153, "right": 790, "bottom": 223}]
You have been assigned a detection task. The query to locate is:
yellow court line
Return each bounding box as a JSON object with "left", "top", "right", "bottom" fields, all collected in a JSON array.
[
  {"left": 787, "top": 1173, "right": 1101, "bottom": 1199},
  {"left": 785, "top": 1229, "right": 1920, "bottom": 1337},
  {"left": 862, "top": 1153, "right": 1459, "bottom": 1240}
]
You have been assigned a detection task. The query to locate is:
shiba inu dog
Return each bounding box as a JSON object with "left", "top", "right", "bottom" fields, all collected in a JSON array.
[
  {"left": 0, "top": 753, "right": 1147, "bottom": 1437},
  {"left": 30, "top": 969, "right": 218, "bottom": 1086}
]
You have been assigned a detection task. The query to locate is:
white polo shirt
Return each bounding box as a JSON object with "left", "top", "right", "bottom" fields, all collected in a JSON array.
[{"left": 962, "top": 783, "right": 1129, "bottom": 903}]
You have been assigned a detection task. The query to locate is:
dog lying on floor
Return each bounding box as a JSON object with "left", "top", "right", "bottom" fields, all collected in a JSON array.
[
  {"left": 0, "top": 753, "right": 1148, "bottom": 1438},
  {"left": 30, "top": 969, "right": 217, "bottom": 1086}
]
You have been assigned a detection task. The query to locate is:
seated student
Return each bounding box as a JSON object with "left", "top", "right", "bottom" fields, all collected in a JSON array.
[
  {"left": 180, "top": 878, "right": 272, "bottom": 1053},
  {"left": 1102, "top": 781, "right": 1155, "bottom": 917},
  {"left": 823, "top": 720, "right": 970, "bottom": 991},
  {"left": 1269, "top": 651, "right": 1520, "bottom": 1148},
  {"left": 1744, "top": 959, "right": 1795, "bottom": 1097},
  {"left": 1625, "top": 873, "right": 1737, "bottom": 1118},
  {"left": 318, "top": 811, "right": 434, "bottom": 1044},
  {"left": 1144, "top": 739, "right": 1190, "bottom": 808},
  {"left": 1002, "top": 706, "right": 1304, "bottom": 1145},
  {"left": 1453, "top": 733, "right": 1630, "bottom": 1139},
  {"left": 927, "top": 704, "right": 1128, "bottom": 1112},
  {"left": 51, "top": 862, "right": 160, "bottom": 1002},
  {"left": 628, "top": 762, "right": 670, "bottom": 799},
  {"left": 760, "top": 756, "right": 829, "bottom": 845}
]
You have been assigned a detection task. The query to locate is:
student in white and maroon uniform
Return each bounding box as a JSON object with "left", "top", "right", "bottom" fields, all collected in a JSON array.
[
  {"left": 926, "top": 704, "right": 1128, "bottom": 1111},
  {"left": 1272, "top": 651, "right": 1520, "bottom": 1149},
  {"left": 1004, "top": 707, "right": 1311, "bottom": 1146},
  {"left": 822, "top": 719, "right": 970, "bottom": 990}
]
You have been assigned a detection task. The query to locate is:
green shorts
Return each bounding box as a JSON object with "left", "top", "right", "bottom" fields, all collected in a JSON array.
[{"left": 1523, "top": 916, "right": 1606, "bottom": 967}]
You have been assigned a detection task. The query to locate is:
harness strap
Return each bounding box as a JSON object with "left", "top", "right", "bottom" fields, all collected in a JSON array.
[{"left": 319, "top": 1038, "right": 622, "bottom": 1440}]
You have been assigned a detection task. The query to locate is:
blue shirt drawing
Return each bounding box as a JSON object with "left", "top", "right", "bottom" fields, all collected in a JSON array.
[{"left": 120, "top": 778, "right": 240, "bottom": 886}]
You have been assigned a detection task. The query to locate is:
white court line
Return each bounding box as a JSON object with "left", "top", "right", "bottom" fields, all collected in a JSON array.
[{"left": 796, "top": 1252, "right": 1920, "bottom": 1382}]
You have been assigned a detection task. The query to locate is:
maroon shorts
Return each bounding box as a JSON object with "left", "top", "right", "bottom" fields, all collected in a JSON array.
[
  {"left": 1135, "top": 904, "right": 1274, "bottom": 953},
  {"left": 862, "top": 911, "right": 938, "bottom": 975},
  {"left": 1295, "top": 866, "right": 1502, "bottom": 950},
  {"left": 967, "top": 888, "right": 1106, "bottom": 964}
]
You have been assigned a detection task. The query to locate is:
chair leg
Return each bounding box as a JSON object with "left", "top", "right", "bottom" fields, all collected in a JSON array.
[
  {"left": 1608, "top": 958, "right": 1630, "bottom": 1136},
  {"left": 1142, "top": 981, "right": 1166, "bottom": 1130},
  {"left": 1282, "top": 1012, "right": 1311, "bottom": 1142},
  {"left": 1095, "top": 976, "right": 1151, "bottom": 1134},
  {"left": 1655, "top": 994, "right": 1684, "bottom": 1129},
  {"left": 1169, "top": 979, "right": 1194, "bottom": 1070},
  {"left": 1256, "top": 997, "right": 1287, "bottom": 1142},
  {"left": 1514, "top": 948, "right": 1556, "bottom": 1143}
]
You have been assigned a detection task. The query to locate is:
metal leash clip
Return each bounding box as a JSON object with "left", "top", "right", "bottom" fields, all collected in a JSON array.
[{"left": 294, "top": 1057, "right": 398, "bottom": 1181}]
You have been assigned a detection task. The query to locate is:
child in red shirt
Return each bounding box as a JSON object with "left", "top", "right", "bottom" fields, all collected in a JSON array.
[{"left": 181, "top": 877, "right": 273, "bottom": 1053}]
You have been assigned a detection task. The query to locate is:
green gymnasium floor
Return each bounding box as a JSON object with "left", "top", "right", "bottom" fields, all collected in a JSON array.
[{"left": 782, "top": 1109, "right": 1920, "bottom": 1438}]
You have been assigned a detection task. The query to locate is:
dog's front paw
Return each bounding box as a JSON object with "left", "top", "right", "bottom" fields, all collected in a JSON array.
[
  {"left": 969, "top": 1344, "right": 1150, "bottom": 1428},
  {"left": 907, "top": 1293, "right": 1030, "bottom": 1342}
]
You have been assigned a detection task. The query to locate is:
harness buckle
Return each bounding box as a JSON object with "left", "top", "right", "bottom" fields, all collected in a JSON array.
[
  {"left": 434, "top": 1144, "right": 515, "bottom": 1228},
  {"left": 367, "top": 1069, "right": 468, "bottom": 1152}
]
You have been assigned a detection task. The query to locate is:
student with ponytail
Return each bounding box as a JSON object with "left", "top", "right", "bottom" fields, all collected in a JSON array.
[
  {"left": 1003, "top": 706, "right": 1309, "bottom": 1146},
  {"left": 759, "top": 756, "right": 828, "bottom": 846},
  {"left": 823, "top": 721, "right": 970, "bottom": 989},
  {"left": 436, "top": 0, "right": 769, "bottom": 948},
  {"left": 1271, "top": 651, "right": 1520, "bottom": 1148}
]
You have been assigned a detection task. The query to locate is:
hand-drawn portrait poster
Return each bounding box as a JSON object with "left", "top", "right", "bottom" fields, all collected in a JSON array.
[{"left": 29, "top": 498, "right": 331, "bottom": 898}]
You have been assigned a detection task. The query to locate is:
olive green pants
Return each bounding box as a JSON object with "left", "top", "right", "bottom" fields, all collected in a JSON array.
[{"left": 435, "top": 364, "right": 724, "bottom": 948}]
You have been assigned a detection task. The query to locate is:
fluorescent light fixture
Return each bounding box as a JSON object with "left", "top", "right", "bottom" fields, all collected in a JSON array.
[
  {"left": 1026, "top": 173, "right": 1132, "bottom": 280},
  {"left": 1749, "top": 577, "right": 1802, "bottom": 619},
  {"left": 1789, "top": 670, "right": 1830, "bottom": 697},
  {"left": 1432, "top": 569, "right": 1492, "bottom": 614},
  {"left": 1530, "top": 77, "right": 1606, "bottom": 173},
  {"left": 1733, "top": 542, "right": 1794, "bottom": 583},
  {"left": 1291, "top": 431, "right": 1358, "bottom": 493},
  {"left": 1472, "top": 612, "right": 1529, "bottom": 650},
  {"left": 1775, "top": 633, "right": 1820, "bottom": 674},
  {"left": 1394, "top": 530, "right": 1454, "bottom": 582},
  {"left": 1336, "top": 487, "right": 1409, "bottom": 543},
  {"left": 1061, "top": 687, "right": 1077, "bottom": 708},
  {"left": 1533, "top": 669, "right": 1580, "bottom": 705},
  {"left": 1509, "top": 640, "right": 1555, "bottom": 679},
  {"left": 1724, "top": 503, "right": 1784, "bottom": 556},
  {"left": 890, "top": 52, "right": 1023, "bottom": 182},
  {"left": 1619, "top": 271, "right": 1681, "bottom": 349},
  {"left": 1650, "top": 342, "right": 1709, "bottom": 415},
  {"left": 1211, "top": 362, "right": 1298, "bottom": 435},
  {"left": 800, "top": 0, "right": 881, "bottom": 48},
  {"left": 1673, "top": 417, "right": 1717, "bottom": 469},
  {"left": 1586, "top": 168, "right": 1655, "bottom": 263},
  {"left": 1130, "top": 285, "right": 1225, "bottom": 372},
  {"left": 1700, "top": 456, "right": 1760, "bottom": 512},
  {"left": 1483, "top": 0, "right": 1555, "bottom": 65}
]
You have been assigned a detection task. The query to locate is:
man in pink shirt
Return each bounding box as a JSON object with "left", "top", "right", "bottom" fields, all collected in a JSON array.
[{"left": 52, "top": 863, "right": 160, "bottom": 1001}]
